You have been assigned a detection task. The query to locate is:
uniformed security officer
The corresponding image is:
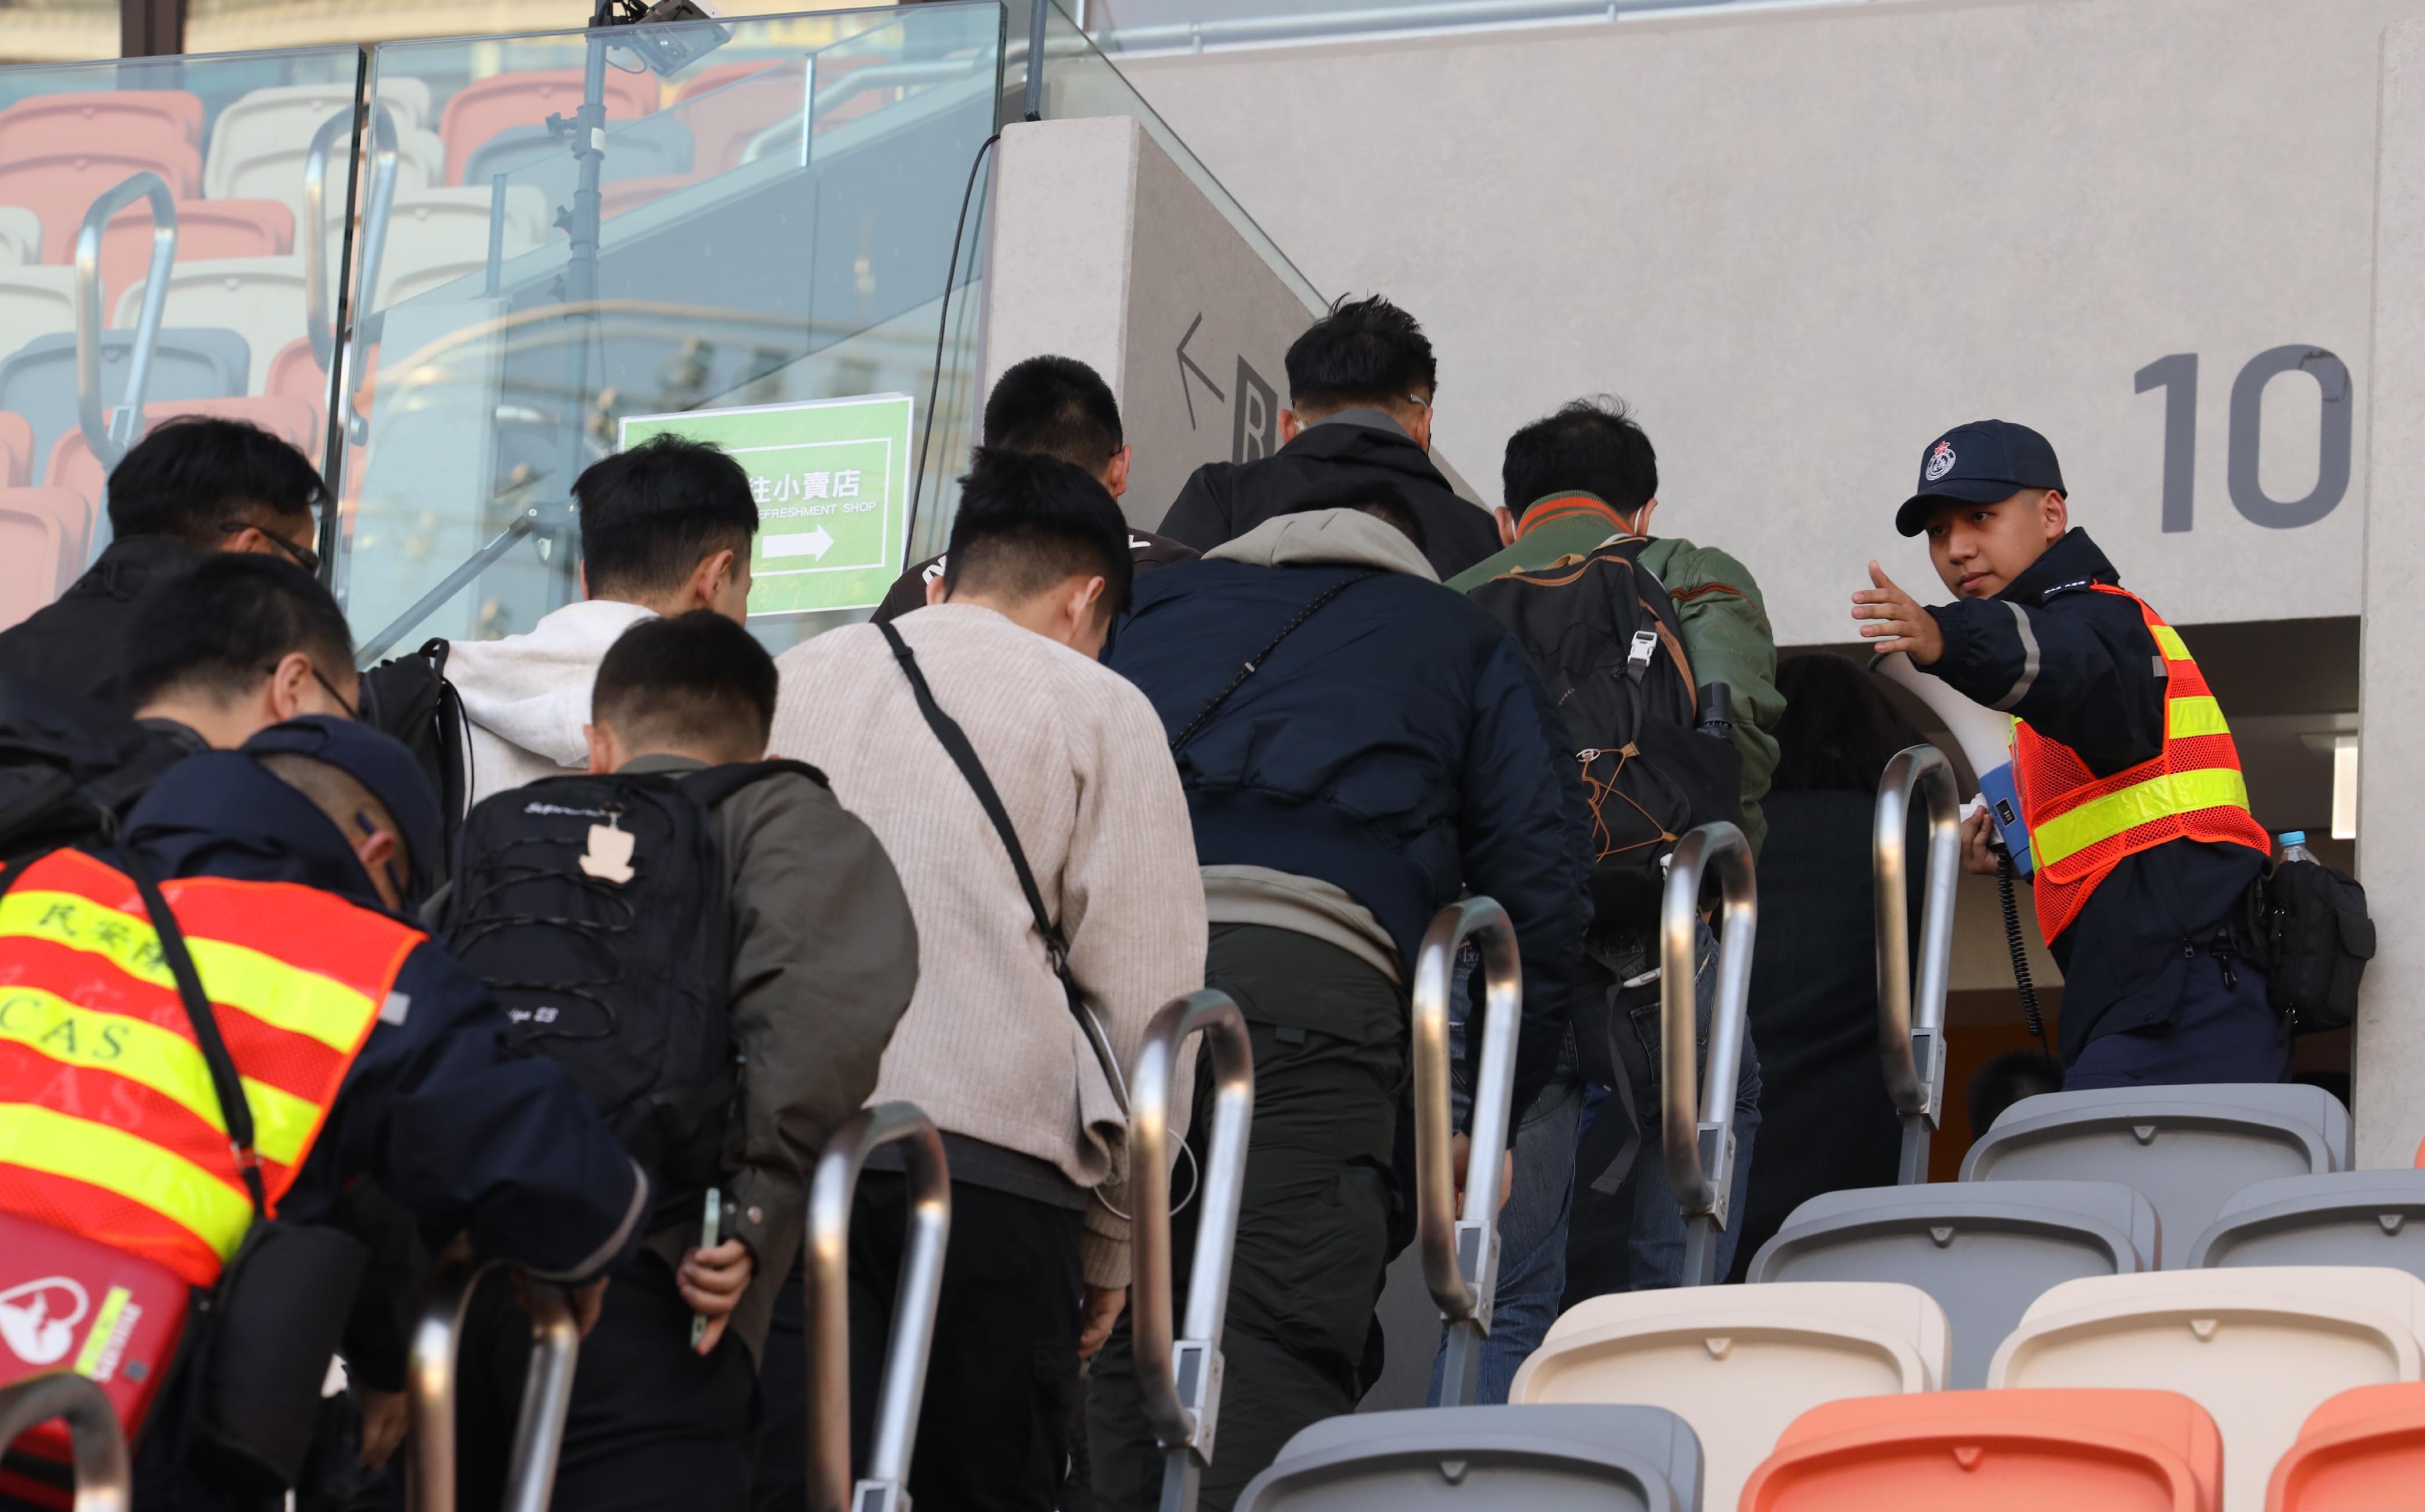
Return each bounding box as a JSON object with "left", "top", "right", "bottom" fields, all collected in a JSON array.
[{"left": 1851, "top": 420, "right": 2284, "bottom": 1088}]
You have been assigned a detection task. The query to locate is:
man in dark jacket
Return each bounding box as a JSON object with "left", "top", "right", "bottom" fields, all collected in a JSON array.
[
  {"left": 1090, "top": 490, "right": 1593, "bottom": 1507},
  {"left": 1855, "top": 420, "right": 2281, "bottom": 1086},
  {"left": 113, "top": 718, "right": 649, "bottom": 1507},
  {"left": 1156, "top": 296, "right": 1500, "bottom": 578},
  {"left": 0, "top": 417, "right": 326, "bottom": 703}
]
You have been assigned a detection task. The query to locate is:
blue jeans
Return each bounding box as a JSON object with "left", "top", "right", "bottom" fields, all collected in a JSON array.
[{"left": 1428, "top": 925, "right": 1762, "bottom": 1405}]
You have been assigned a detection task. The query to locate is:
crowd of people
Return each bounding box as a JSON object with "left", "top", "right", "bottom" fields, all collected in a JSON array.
[{"left": 0, "top": 292, "right": 2297, "bottom": 1512}]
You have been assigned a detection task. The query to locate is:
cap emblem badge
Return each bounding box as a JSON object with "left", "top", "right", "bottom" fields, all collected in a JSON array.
[{"left": 1924, "top": 441, "right": 1957, "bottom": 481}]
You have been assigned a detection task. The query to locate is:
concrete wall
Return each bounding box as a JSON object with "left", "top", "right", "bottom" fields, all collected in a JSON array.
[{"left": 1116, "top": 0, "right": 2415, "bottom": 646}]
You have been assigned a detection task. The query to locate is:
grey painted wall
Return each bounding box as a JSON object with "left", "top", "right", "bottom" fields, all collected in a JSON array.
[{"left": 1116, "top": 0, "right": 2412, "bottom": 646}]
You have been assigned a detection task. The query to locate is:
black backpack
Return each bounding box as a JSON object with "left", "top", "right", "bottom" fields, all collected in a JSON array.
[
  {"left": 440, "top": 760, "right": 824, "bottom": 1225},
  {"left": 0, "top": 673, "right": 190, "bottom": 865},
  {"left": 358, "top": 638, "right": 468, "bottom": 887},
  {"left": 1467, "top": 539, "right": 1742, "bottom": 927}
]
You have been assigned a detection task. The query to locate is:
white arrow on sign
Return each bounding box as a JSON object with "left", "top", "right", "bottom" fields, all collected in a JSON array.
[{"left": 768, "top": 525, "right": 837, "bottom": 561}]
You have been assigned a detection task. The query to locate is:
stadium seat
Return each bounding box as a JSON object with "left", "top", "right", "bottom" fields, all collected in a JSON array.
[
  {"left": 0, "top": 327, "right": 252, "bottom": 485},
  {"left": 44, "top": 394, "right": 318, "bottom": 514},
  {"left": 201, "top": 79, "right": 435, "bottom": 202},
  {"left": 0, "top": 266, "right": 74, "bottom": 372},
  {"left": 439, "top": 69, "right": 658, "bottom": 187},
  {"left": 1508, "top": 1282, "right": 1945, "bottom": 1512},
  {"left": 113, "top": 255, "right": 303, "bottom": 390},
  {"left": 1988, "top": 1266, "right": 2425, "bottom": 1511},
  {"left": 2267, "top": 1381, "right": 2425, "bottom": 1511},
  {"left": 0, "top": 145, "right": 204, "bottom": 263},
  {"left": 99, "top": 197, "right": 293, "bottom": 310},
  {"left": 2188, "top": 1171, "right": 2425, "bottom": 1282},
  {"left": 1745, "top": 1180, "right": 2158, "bottom": 1388},
  {"left": 362, "top": 187, "right": 549, "bottom": 308},
  {"left": 0, "top": 207, "right": 38, "bottom": 266},
  {"left": 0, "top": 487, "right": 84, "bottom": 631},
  {"left": 1962, "top": 1085, "right": 2350, "bottom": 1266},
  {"left": 0, "top": 410, "right": 28, "bottom": 486},
  {"left": 600, "top": 174, "right": 694, "bottom": 219},
  {"left": 1231, "top": 1404, "right": 1703, "bottom": 1511},
  {"left": 672, "top": 58, "right": 807, "bottom": 173},
  {"left": 1739, "top": 1388, "right": 2224, "bottom": 1512},
  {"left": 458, "top": 116, "right": 694, "bottom": 190},
  {"left": 0, "top": 89, "right": 201, "bottom": 160}
]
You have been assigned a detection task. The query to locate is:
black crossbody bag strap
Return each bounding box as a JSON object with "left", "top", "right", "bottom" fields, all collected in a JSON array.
[
  {"left": 1169, "top": 570, "right": 1382, "bottom": 755},
  {"left": 877, "top": 621, "right": 1127, "bottom": 1115}
]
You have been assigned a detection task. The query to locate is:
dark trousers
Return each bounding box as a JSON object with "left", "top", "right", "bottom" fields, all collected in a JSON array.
[
  {"left": 752, "top": 1171, "right": 1083, "bottom": 1512},
  {"left": 1088, "top": 925, "right": 1409, "bottom": 1512},
  {"left": 457, "top": 1248, "right": 757, "bottom": 1512},
  {"left": 2066, "top": 948, "right": 2292, "bottom": 1089}
]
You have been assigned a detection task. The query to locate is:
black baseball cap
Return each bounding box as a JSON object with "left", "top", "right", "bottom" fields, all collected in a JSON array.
[
  {"left": 1896, "top": 420, "right": 2067, "bottom": 537},
  {"left": 245, "top": 715, "right": 443, "bottom": 902}
]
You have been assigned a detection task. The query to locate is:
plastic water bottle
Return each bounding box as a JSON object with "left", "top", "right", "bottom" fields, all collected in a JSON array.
[{"left": 2278, "top": 830, "right": 2319, "bottom": 866}]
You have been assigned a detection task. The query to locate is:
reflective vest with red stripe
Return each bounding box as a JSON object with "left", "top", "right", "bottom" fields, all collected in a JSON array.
[
  {"left": 0, "top": 849, "right": 423, "bottom": 1288},
  {"left": 2012, "top": 586, "right": 2270, "bottom": 943}
]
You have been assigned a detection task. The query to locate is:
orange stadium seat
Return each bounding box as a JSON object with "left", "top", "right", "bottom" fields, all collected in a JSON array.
[
  {"left": 0, "top": 410, "right": 30, "bottom": 486},
  {"left": 0, "top": 90, "right": 202, "bottom": 162},
  {"left": 0, "top": 144, "right": 205, "bottom": 263},
  {"left": 439, "top": 69, "right": 657, "bottom": 186},
  {"left": 2269, "top": 1381, "right": 2425, "bottom": 1511},
  {"left": 1740, "top": 1389, "right": 2224, "bottom": 1512},
  {"left": 0, "top": 486, "right": 95, "bottom": 624},
  {"left": 98, "top": 196, "right": 294, "bottom": 310},
  {"left": 671, "top": 58, "right": 804, "bottom": 173},
  {"left": 44, "top": 395, "right": 319, "bottom": 513}
]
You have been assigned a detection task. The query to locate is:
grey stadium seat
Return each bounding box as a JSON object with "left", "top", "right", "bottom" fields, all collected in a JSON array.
[
  {"left": 1234, "top": 1405, "right": 1704, "bottom": 1512},
  {"left": 1744, "top": 1179, "right": 2156, "bottom": 1389},
  {"left": 1959, "top": 1083, "right": 2349, "bottom": 1266},
  {"left": 0, "top": 327, "right": 252, "bottom": 480},
  {"left": 2187, "top": 1169, "right": 2425, "bottom": 1280}
]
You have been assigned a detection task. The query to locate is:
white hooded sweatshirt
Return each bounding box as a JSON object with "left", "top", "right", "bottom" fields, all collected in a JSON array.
[{"left": 447, "top": 599, "right": 658, "bottom": 806}]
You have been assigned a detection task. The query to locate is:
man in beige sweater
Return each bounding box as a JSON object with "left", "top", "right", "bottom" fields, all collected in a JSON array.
[{"left": 766, "top": 449, "right": 1205, "bottom": 1511}]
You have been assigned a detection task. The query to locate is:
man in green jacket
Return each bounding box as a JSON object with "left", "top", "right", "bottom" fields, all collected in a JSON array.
[{"left": 1446, "top": 396, "right": 1781, "bottom": 853}]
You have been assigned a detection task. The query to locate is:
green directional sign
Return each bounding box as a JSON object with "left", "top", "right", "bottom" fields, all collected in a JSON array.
[{"left": 618, "top": 393, "right": 914, "bottom": 617}]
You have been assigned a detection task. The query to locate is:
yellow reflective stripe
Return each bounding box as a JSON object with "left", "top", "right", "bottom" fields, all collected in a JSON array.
[
  {"left": 2168, "top": 695, "right": 2232, "bottom": 740},
  {"left": 2033, "top": 768, "right": 2253, "bottom": 871},
  {"left": 2152, "top": 625, "right": 2192, "bottom": 662},
  {"left": 73, "top": 1286, "right": 133, "bottom": 1378},
  {"left": 0, "top": 986, "right": 320, "bottom": 1166},
  {"left": 0, "top": 1103, "right": 250, "bottom": 1261},
  {"left": 0, "top": 889, "right": 378, "bottom": 1052}
]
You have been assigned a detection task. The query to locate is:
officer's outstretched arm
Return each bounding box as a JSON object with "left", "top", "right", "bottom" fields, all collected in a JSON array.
[{"left": 1921, "top": 594, "right": 2167, "bottom": 777}]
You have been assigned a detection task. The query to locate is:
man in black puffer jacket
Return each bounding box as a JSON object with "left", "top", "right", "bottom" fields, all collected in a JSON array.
[
  {"left": 1088, "top": 490, "right": 1591, "bottom": 1509},
  {"left": 1156, "top": 295, "right": 1502, "bottom": 578}
]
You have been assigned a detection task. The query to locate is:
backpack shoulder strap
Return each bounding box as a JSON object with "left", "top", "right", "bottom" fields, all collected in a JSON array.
[
  {"left": 1169, "top": 568, "right": 1382, "bottom": 754},
  {"left": 680, "top": 758, "right": 831, "bottom": 810}
]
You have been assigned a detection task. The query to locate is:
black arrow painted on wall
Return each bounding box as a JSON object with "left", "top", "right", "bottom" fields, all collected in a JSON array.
[{"left": 1176, "top": 312, "right": 1226, "bottom": 430}]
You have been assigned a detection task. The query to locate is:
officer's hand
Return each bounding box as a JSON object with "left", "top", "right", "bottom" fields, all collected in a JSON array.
[
  {"left": 1961, "top": 805, "right": 2002, "bottom": 877},
  {"left": 1449, "top": 1132, "right": 1516, "bottom": 1215},
  {"left": 678, "top": 1239, "right": 754, "bottom": 1355},
  {"left": 1079, "top": 1286, "right": 1126, "bottom": 1360},
  {"left": 1852, "top": 562, "right": 1947, "bottom": 666},
  {"left": 567, "top": 1275, "right": 610, "bottom": 1338},
  {"left": 355, "top": 1387, "right": 407, "bottom": 1470}
]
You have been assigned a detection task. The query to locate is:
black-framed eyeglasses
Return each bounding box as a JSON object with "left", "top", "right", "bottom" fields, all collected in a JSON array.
[{"left": 221, "top": 520, "right": 321, "bottom": 576}]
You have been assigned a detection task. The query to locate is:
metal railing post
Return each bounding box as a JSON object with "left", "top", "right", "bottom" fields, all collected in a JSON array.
[
  {"left": 1661, "top": 823, "right": 1758, "bottom": 1287},
  {"left": 409, "top": 1251, "right": 582, "bottom": 1512},
  {"left": 1411, "top": 895, "right": 1522, "bottom": 1407},
  {"left": 0, "top": 1375, "right": 130, "bottom": 1512},
  {"left": 1875, "top": 744, "right": 1962, "bottom": 1186},
  {"left": 73, "top": 170, "right": 176, "bottom": 473},
  {"left": 1130, "top": 989, "right": 1253, "bottom": 1512},
  {"left": 804, "top": 1102, "right": 950, "bottom": 1512}
]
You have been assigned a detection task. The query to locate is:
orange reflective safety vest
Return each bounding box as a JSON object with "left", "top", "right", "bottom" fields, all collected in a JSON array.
[
  {"left": 0, "top": 848, "right": 423, "bottom": 1288},
  {"left": 2012, "top": 585, "right": 2270, "bottom": 943}
]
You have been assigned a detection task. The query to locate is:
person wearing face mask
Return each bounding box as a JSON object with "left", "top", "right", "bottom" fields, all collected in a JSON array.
[{"left": 1853, "top": 419, "right": 2281, "bottom": 1089}]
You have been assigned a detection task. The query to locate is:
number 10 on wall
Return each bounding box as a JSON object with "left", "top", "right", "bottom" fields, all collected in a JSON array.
[{"left": 2136, "top": 347, "right": 2353, "bottom": 532}]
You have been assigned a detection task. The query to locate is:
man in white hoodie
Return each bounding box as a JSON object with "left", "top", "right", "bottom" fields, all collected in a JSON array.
[{"left": 448, "top": 434, "right": 757, "bottom": 805}]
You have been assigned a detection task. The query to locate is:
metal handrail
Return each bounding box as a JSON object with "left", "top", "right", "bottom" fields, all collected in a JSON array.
[
  {"left": 1411, "top": 894, "right": 1522, "bottom": 1407},
  {"left": 804, "top": 1102, "right": 949, "bottom": 1512},
  {"left": 333, "top": 101, "right": 400, "bottom": 448},
  {"left": 301, "top": 104, "right": 352, "bottom": 373},
  {"left": 73, "top": 171, "right": 176, "bottom": 471},
  {"left": 0, "top": 1374, "right": 130, "bottom": 1512},
  {"left": 1129, "top": 989, "right": 1253, "bottom": 1512},
  {"left": 1660, "top": 821, "right": 1758, "bottom": 1286},
  {"left": 408, "top": 1251, "right": 582, "bottom": 1512},
  {"left": 1875, "top": 743, "right": 1962, "bottom": 1185}
]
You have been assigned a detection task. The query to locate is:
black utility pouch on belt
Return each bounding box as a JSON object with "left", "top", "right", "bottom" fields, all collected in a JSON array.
[
  {"left": 2256, "top": 858, "right": 2376, "bottom": 1034},
  {"left": 187, "top": 1222, "right": 369, "bottom": 1494}
]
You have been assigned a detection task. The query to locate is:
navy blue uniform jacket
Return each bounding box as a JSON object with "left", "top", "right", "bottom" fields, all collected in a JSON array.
[
  {"left": 1109, "top": 555, "right": 1593, "bottom": 1117},
  {"left": 1916, "top": 529, "right": 2266, "bottom": 1061}
]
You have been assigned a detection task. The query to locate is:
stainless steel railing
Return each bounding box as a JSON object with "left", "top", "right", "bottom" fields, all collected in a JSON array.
[
  {"left": 1661, "top": 822, "right": 1758, "bottom": 1286},
  {"left": 0, "top": 1374, "right": 130, "bottom": 1512},
  {"left": 72, "top": 170, "right": 176, "bottom": 472},
  {"left": 1411, "top": 895, "right": 1522, "bottom": 1407},
  {"left": 1875, "top": 744, "right": 1962, "bottom": 1185},
  {"left": 1130, "top": 989, "right": 1254, "bottom": 1512},
  {"left": 407, "top": 1251, "right": 581, "bottom": 1512},
  {"left": 804, "top": 1102, "right": 950, "bottom": 1512}
]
